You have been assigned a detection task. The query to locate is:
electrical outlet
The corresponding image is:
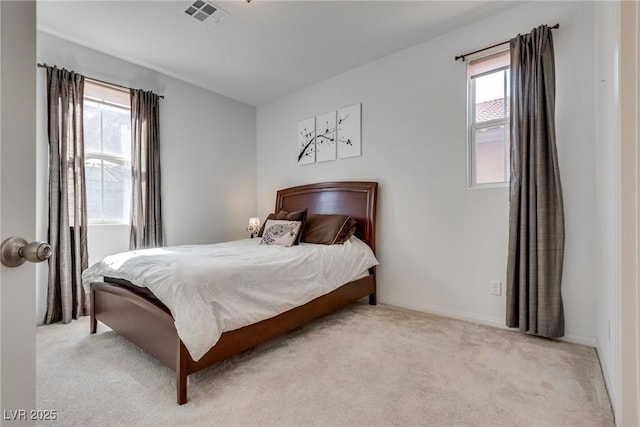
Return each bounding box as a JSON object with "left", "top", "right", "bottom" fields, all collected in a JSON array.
[{"left": 490, "top": 281, "right": 502, "bottom": 296}]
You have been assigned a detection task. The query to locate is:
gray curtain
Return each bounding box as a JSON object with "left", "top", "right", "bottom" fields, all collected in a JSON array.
[
  {"left": 506, "top": 25, "right": 565, "bottom": 338},
  {"left": 45, "top": 66, "right": 89, "bottom": 324},
  {"left": 130, "top": 89, "right": 164, "bottom": 249}
]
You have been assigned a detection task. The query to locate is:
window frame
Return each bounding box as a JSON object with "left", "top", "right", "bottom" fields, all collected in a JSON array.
[
  {"left": 467, "top": 49, "right": 511, "bottom": 189},
  {"left": 83, "top": 85, "right": 132, "bottom": 225}
]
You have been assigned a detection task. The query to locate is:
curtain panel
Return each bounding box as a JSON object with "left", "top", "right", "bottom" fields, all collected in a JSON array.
[
  {"left": 130, "top": 89, "right": 164, "bottom": 249},
  {"left": 45, "top": 66, "right": 89, "bottom": 324},
  {"left": 506, "top": 25, "right": 565, "bottom": 338}
]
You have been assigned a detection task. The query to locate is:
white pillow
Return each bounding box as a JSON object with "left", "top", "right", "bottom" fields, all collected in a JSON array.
[{"left": 260, "top": 220, "right": 302, "bottom": 247}]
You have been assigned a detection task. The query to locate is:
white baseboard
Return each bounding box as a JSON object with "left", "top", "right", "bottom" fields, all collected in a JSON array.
[
  {"left": 595, "top": 338, "right": 618, "bottom": 425},
  {"left": 562, "top": 333, "right": 597, "bottom": 347},
  {"left": 378, "top": 298, "right": 597, "bottom": 347}
]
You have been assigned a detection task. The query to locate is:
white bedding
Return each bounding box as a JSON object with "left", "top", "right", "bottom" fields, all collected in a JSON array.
[{"left": 82, "top": 236, "right": 379, "bottom": 361}]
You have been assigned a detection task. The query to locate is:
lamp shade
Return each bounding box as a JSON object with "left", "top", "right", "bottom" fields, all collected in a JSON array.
[{"left": 248, "top": 217, "right": 260, "bottom": 232}]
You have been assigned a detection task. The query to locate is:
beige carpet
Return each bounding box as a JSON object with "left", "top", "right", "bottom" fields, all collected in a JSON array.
[{"left": 36, "top": 302, "right": 613, "bottom": 427}]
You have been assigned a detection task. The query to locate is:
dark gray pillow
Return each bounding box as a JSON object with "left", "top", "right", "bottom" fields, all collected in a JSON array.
[{"left": 301, "top": 214, "right": 357, "bottom": 245}]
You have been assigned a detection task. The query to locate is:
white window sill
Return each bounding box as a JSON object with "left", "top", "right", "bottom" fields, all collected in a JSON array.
[{"left": 468, "top": 182, "right": 509, "bottom": 190}]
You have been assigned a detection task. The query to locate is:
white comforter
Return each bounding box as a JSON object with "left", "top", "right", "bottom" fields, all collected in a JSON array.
[{"left": 82, "top": 237, "right": 379, "bottom": 361}]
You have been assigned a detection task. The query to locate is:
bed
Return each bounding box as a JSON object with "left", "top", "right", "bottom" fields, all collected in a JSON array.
[{"left": 87, "top": 181, "right": 378, "bottom": 404}]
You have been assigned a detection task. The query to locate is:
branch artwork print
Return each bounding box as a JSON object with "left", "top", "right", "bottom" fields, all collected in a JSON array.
[
  {"left": 297, "top": 117, "right": 316, "bottom": 165},
  {"left": 337, "top": 103, "right": 361, "bottom": 159},
  {"left": 315, "top": 111, "right": 337, "bottom": 162}
]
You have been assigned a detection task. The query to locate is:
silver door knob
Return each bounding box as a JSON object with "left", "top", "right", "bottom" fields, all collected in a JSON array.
[{"left": 1, "top": 236, "right": 52, "bottom": 267}]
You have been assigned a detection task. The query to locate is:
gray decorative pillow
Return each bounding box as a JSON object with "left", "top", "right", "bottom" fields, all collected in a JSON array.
[
  {"left": 257, "top": 208, "right": 307, "bottom": 245},
  {"left": 260, "top": 220, "right": 302, "bottom": 247}
]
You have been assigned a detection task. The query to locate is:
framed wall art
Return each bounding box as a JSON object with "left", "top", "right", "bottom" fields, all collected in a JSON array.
[
  {"left": 337, "top": 103, "right": 361, "bottom": 159},
  {"left": 297, "top": 117, "right": 316, "bottom": 165},
  {"left": 315, "top": 110, "right": 337, "bottom": 162}
]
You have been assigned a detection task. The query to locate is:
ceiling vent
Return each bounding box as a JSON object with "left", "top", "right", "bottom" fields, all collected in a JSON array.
[{"left": 184, "top": 1, "right": 229, "bottom": 26}]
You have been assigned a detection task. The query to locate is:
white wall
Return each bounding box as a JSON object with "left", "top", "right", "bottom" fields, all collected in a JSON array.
[
  {"left": 35, "top": 32, "right": 257, "bottom": 324},
  {"left": 257, "top": 1, "right": 597, "bottom": 344},
  {"left": 594, "top": 0, "right": 620, "bottom": 419},
  {"left": 86, "top": 225, "right": 129, "bottom": 266}
]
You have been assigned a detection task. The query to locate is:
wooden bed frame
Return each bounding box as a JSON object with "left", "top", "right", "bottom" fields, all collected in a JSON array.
[{"left": 89, "top": 181, "right": 378, "bottom": 404}]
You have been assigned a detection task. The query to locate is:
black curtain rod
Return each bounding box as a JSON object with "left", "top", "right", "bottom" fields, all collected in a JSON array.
[
  {"left": 454, "top": 23, "right": 560, "bottom": 62},
  {"left": 36, "top": 63, "right": 165, "bottom": 99}
]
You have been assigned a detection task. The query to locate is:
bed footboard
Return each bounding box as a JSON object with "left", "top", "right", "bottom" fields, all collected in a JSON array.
[{"left": 91, "top": 282, "right": 180, "bottom": 370}]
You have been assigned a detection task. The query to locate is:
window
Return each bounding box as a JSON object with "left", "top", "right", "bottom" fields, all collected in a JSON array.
[
  {"left": 83, "top": 82, "right": 131, "bottom": 224},
  {"left": 468, "top": 49, "right": 510, "bottom": 187}
]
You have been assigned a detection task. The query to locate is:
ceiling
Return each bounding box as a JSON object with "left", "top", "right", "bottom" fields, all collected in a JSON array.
[{"left": 37, "top": 1, "right": 520, "bottom": 106}]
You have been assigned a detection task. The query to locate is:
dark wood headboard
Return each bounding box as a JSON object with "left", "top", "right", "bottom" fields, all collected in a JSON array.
[{"left": 275, "top": 181, "right": 378, "bottom": 252}]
